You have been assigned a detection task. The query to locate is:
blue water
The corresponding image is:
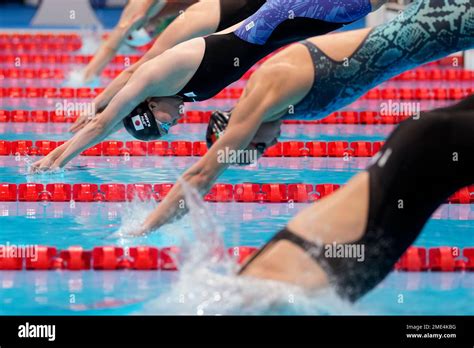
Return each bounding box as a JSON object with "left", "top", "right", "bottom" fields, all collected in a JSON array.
[
  {"left": 1, "top": 120, "right": 473, "bottom": 315},
  {"left": 0, "top": 25, "right": 473, "bottom": 314}
]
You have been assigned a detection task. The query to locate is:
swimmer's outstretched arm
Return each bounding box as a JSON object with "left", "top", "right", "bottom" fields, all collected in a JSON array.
[
  {"left": 31, "top": 87, "right": 142, "bottom": 171},
  {"left": 72, "top": 0, "right": 223, "bottom": 132},
  {"left": 82, "top": 0, "right": 164, "bottom": 83},
  {"left": 133, "top": 66, "right": 303, "bottom": 235},
  {"left": 32, "top": 43, "right": 198, "bottom": 171},
  {"left": 31, "top": 75, "right": 155, "bottom": 171},
  {"left": 136, "top": 94, "right": 270, "bottom": 235}
]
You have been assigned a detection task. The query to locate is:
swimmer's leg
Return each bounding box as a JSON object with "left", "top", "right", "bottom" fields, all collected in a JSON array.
[{"left": 240, "top": 95, "right": 474, "bottom": 301}]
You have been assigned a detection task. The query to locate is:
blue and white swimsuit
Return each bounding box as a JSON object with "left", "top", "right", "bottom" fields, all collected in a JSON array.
[{"left": 235, "top": 0, "right": 372, "bottom": 45}]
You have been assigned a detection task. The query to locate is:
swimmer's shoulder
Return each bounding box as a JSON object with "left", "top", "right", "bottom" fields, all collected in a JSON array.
[{"left": 146, "top": 37, "right": 206, "bottom": 77}]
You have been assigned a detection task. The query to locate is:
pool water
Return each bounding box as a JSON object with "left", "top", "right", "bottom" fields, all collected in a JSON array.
[
  {"left": 0, "top": 31, "right": 473, "bottom": 315},
  {"left": 1, "top": 123, "right": 473, "bottom": 315}
]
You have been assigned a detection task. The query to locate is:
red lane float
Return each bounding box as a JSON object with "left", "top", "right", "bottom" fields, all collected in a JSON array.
[
  {"left": 0, "top": 108, "right": 460, "bottom": 125},
  {"left": 0, "top": 246, "right": 472, "bottom": 272},
  {"left": 0, "top": 139, "right": 417, "bottom": 158},
  {"left": 60, "top": 246, "right": 92, "bottom": 270},
  {"left": 205, "top": 183, "right": 233, "bottom": 202},
  {"left": 0, "top": 86, "right": 471, "bottom": 102},
  {"left": 92, "top": 246, "right": 124, "bottom": 270},
  {"left": 1, "top": 183, "right": 473, "bottom": 204},
  {"left": 130, "top": 247, "right": 160, "bottom": 270},
  {"left": 25, "top": 246, "right": 57, "bottom": 270},
  {"left": 464, "top": 248, "right": 474, "bottom": 270},
  {"left": 394, "top": 247, "right": 427, "bottom": 271},
  {"left": 2, "top": 67, "right": 472, "bottom": 82},
  {"left": 228, "top": 246, "right": 257, "bottom": 264},
  {"left": 160, "top": 247, "right": 180, "bottom": 271}
]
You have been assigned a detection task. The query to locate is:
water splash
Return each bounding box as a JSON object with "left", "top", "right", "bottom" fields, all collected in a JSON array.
[
  {"left": 63, "top": 69, "right": 101, "bottom": 88},
  {"left": 79, "top": 27, "right": 102, "bottom": 54},
  {"left": 22, "top": 156, "right": 67, "bottom": 183},
  {"left": 177, "top": 179, "right": 229, "bottom": 268},
  {"left": 111, "top": 197, "right": 188, "bottom": 249},
  {"left": 136, "top": 179, "right": 358, "bottom": 315}
]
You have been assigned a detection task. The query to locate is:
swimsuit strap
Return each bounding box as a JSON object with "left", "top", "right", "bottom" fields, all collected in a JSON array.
[{"left": 238, "top": 227, "right": 323, "bottom": 274}]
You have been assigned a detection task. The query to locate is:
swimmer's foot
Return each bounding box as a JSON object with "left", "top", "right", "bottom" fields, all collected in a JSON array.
[{"left": 238, "top": 227, "right": 330, "bottom": 289}]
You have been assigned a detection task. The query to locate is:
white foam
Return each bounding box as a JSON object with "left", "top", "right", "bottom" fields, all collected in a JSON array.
[
  {"left": 79, "top": 28, "right": 102, "bottom": 54},
  {"left": 63, "top": 69, "right": 100, "bottom": 88},
  {"left": 111, "top": 198, "right": 187, "bottom": 248}
]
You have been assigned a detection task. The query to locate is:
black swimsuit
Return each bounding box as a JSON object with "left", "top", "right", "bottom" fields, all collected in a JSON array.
[
  {"left": 240, "top": 94, "right": 474, "bottom": 301},
  {"left": 177, "top": 0, "right": 372, "bottom": 102},
  {"left": 178, "top": 19, "right": 346, "bottom": 102}
]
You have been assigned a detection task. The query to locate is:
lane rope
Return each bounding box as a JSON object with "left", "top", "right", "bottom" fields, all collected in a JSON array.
[
  {"left": 0, "top": 245, "right": 472, "bottom": 272},
  {"left": 0, "top": 182, "right": 472, "bottom": 204}
]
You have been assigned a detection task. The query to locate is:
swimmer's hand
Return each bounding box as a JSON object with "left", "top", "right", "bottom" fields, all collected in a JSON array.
[
  {"left": 81, "top": 72, "right": 100, "bottom": 87},
  {"left": 108, "top": 226, "right": 149, "bottom": 240},
  {"left": 126, "top": 226, "right": 150, "bottom": 237},
  {"left": 29, "top": 156, "right": 60, "bottom": 174},
  {"left": 69, "top": 111, "right": 95, "bottom": 133},
  {"left": 29, "top": 143, "right": 67, "bottom": 173}
]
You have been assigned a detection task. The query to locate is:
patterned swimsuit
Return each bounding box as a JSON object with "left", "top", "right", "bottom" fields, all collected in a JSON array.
[{"left": 286, "top": 0, "right": 474, "bottom": 120}]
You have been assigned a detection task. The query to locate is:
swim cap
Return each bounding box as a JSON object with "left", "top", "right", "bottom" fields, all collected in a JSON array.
[
  {"left": 206, "top": 110, "right": 232, "bottom": 149},
  {"left": 206, "top": 109, "right": 267, "bottom": 157},
  {"left": 123, "top": 101, "right": 171, "bottom": 141},
  {"left": 125, "top": 27, "right": 153, "bottom": 47}
]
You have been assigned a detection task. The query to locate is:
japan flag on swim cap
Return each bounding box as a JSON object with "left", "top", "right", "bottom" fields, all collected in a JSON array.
[{"left": 132, "top": 115, "right": 144, "bottom": 131}]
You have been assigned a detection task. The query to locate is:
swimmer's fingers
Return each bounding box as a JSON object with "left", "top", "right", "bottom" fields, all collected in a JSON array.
[
  {"left": 107, "top": 231, "right": 137, "bottom": 240},
  {"left": 107, "top": 226, "right": 149, "bottom": 240},
  {"left": 127, "top": 227, "right": 149, "bottom": 237},
  {"left": 69, "top": 119, "right": 86, "bottom": 133},
  {"left": 29, "top": 158, "right": 54, "bottom": 174},
  {"left": 69, "top": 113, "right": 93, "bottom": 133},
  {"left": 38, "top": 161, "right": 54, "bottom": 172},
  {"left": 29, "top": 160, "right": 42, "bottom": 174},
  {"left": 82, "top": 73, "right": 98, "bottom": 85}
]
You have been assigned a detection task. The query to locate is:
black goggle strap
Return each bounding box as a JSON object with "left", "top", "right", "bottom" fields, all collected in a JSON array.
[{"left": 251, "top": 142, "right": 267, "bottom": 155}]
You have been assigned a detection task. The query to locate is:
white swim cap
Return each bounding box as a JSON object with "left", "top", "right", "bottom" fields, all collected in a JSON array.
[{"left": 125, "top": 27, "right": 153, "bottom": 47}]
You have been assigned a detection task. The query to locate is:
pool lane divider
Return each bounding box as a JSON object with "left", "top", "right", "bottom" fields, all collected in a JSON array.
[
  {"left": 0, "top": 46, "right": 461, "bottom": 67},
  {"left": 0, "top": 109, "right": 417, "bottom": 124},
  {"left": 1, "top": 139, "right": 389, "bottom": 157},
  {"left": 0, "top": 183, "right": 473, "bottom": 204},
  {"left": 0, "top": 245, "right": 472, "bottom": 272},
  {"left": 0, "top": 86, "right": 471, "bottom": 101},
  {"left": 2, "top": 67, "right": 473, "bottom": 82}
]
